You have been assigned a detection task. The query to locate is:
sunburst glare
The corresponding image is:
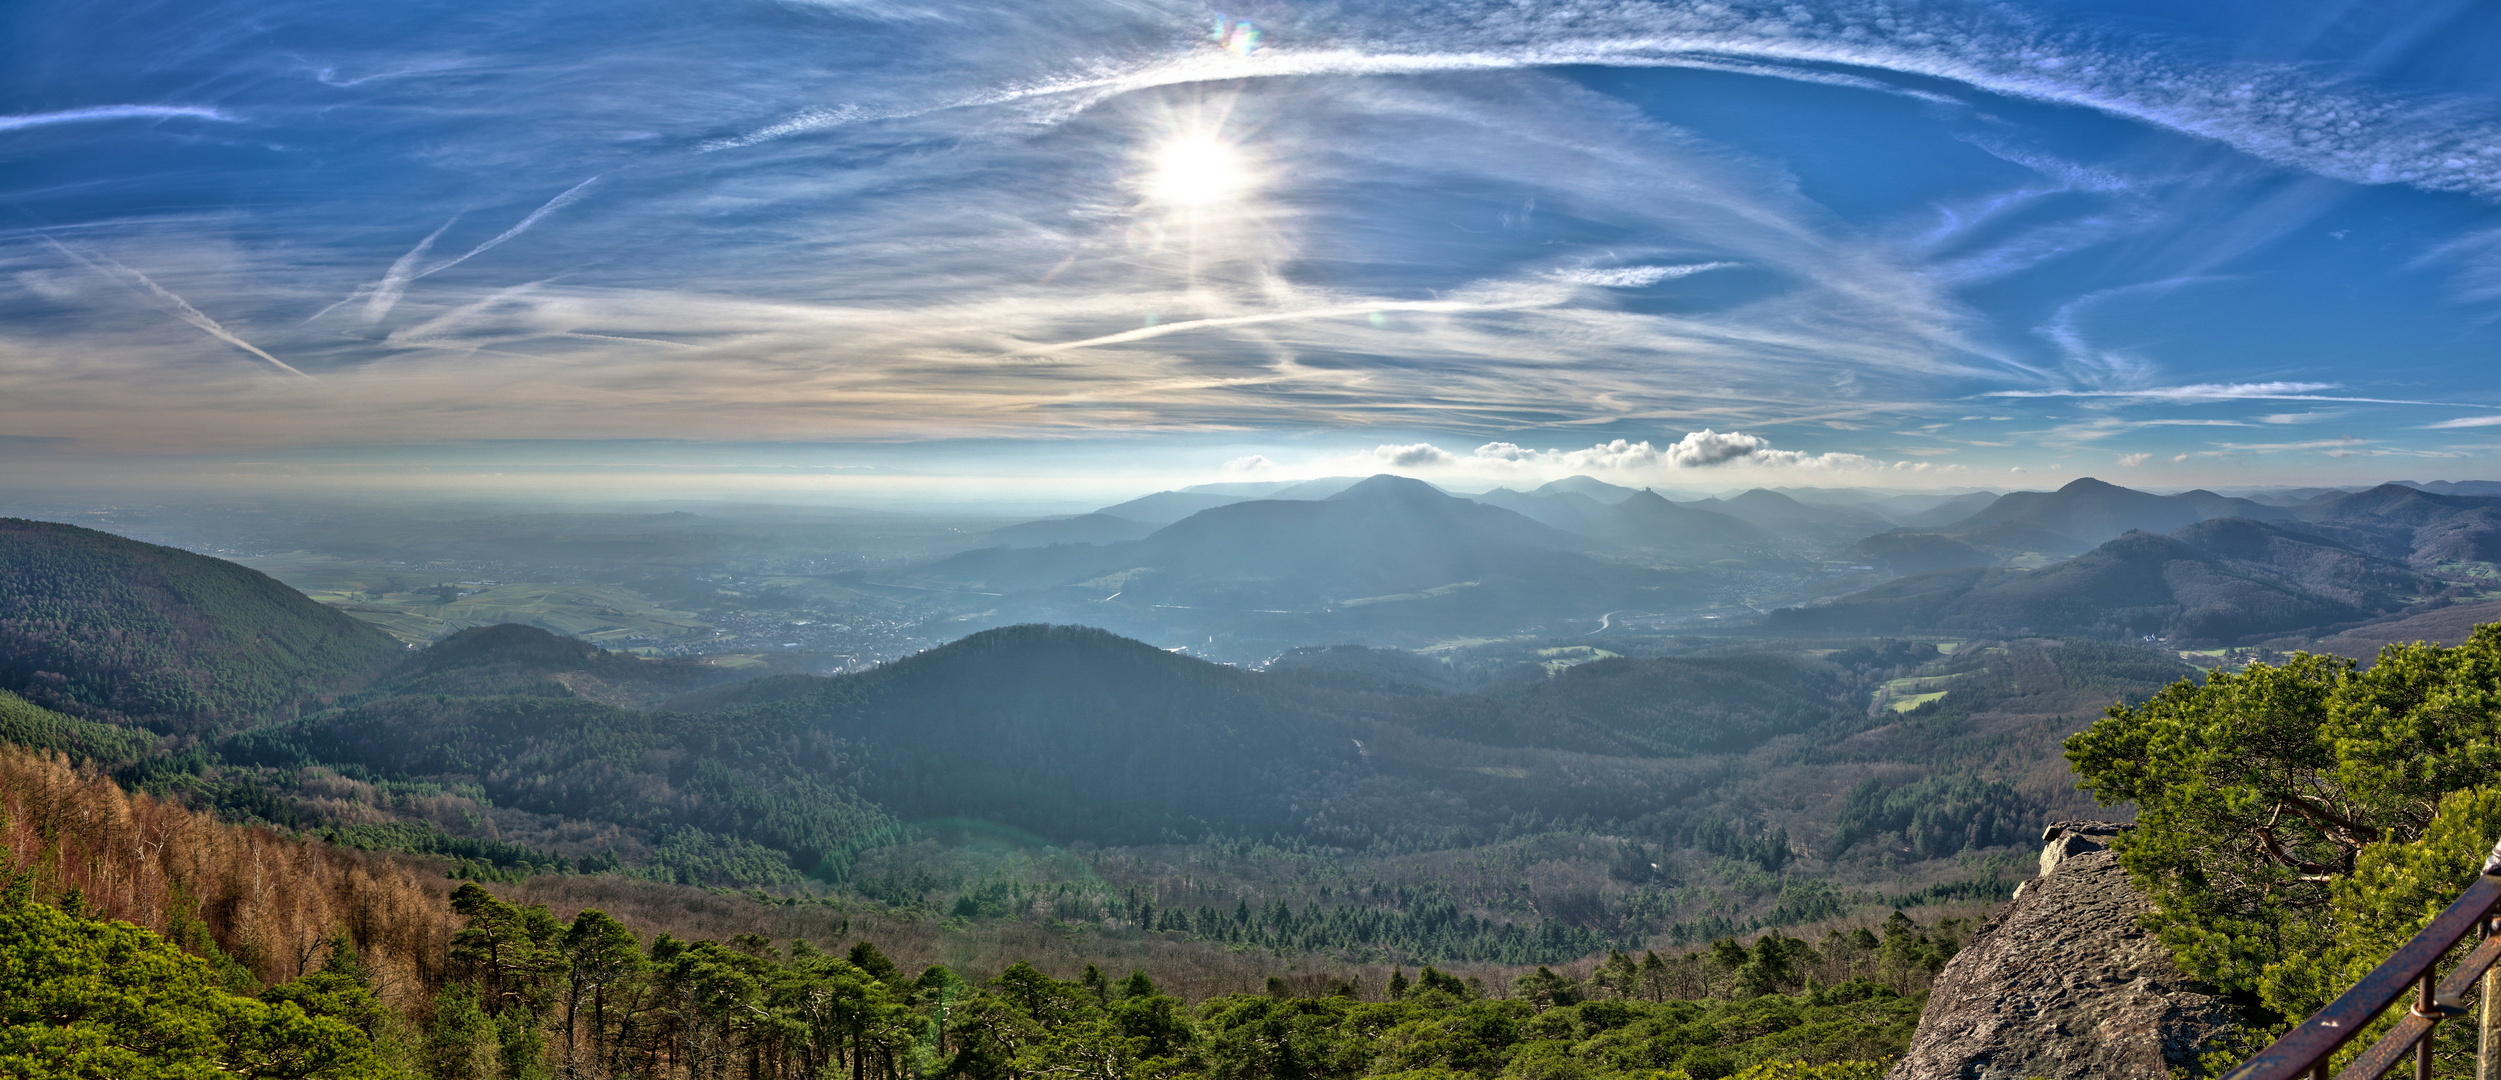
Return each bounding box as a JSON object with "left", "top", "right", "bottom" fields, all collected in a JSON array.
[{"left": 1145, "top": 135, "right": 1252, "bottom": 207}]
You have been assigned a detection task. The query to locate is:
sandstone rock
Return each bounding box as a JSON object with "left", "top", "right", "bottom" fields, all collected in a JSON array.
[
  {"left": 1888, "top": 821, "right": 2250, "bottom": 1080},
  {"left": 2036, "top": 819, "right": 2127, "bottom": 878}
]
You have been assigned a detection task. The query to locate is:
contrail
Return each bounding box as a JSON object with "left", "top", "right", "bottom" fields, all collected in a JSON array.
[
  {"left": 43, "top": 237, "right": 315, "bottom": 380},
  {"left": 1013, "top": 296, "right": 1538, "bottom": 355},
  {"left": 362, "top": 216, "right": 456, "bottom": 325},
  {"left": 316, "top": 178, "right": 591, "bottom": 330},
  {"left": 417, "top": 176, "right": 599, "bottom": 279},
  {"left": 0, "top": 105, "right": 234, "bottom": 132}
]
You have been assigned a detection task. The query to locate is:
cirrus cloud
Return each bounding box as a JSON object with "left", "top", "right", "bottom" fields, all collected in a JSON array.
[{"left": 1550, "top": 262, "right": 1739, "bottom": 288}]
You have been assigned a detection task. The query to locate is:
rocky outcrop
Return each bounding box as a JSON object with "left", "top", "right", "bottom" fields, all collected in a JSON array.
[
  {"left": 1888, "top": 821, "right": 2250, "bottom": 1080},
  {"left": 2030, "top": 819, "right": 2126, "bottom": 882}
]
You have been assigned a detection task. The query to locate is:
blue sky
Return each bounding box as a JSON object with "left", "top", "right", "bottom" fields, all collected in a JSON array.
[{"left": 7, "top": 0, "right": 2501, "bottom": 503}]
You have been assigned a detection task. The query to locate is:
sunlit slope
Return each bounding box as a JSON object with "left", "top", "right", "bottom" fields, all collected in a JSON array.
[{"left": 0, "top": 518, "right": 403, "bottom": 731}]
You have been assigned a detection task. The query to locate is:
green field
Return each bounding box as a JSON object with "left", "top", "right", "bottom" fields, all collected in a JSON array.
[
  {"left": 1535, "top": 644, "right": 1622, "bottom": 675},
  {"left": 236, "top": 553, "right": 717, "bottom": 646},
  {"left": 1879, "top": 673, "right": 1963, "bottom": 713}
]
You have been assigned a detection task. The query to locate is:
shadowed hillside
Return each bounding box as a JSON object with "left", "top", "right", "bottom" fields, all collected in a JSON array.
[
  {"left": 1698, "top": 490, "right": 1892, "bottom": 551},
  {"left": 0, "top": 517, "right": 405, "bottom": 732},
  {"left": 2290, "top": 483, "right": 2501, "bottom": 568},
  {"left": 1776, "top": 517, "right": 2440, "bottom": 642},
  {"left": 761, "top": 624, "right": 1351, "bottom": 842},
  {"left": 382, "top": 621, "right": 752, "bottom": 706},
  {"left": 1472, "top": 487, "right": 1775, "bottom": 562},
  {"left": 896, "top": 476, "right": 1709, "bottom": 639},
  {"left": 1913, "top": 478, "right": 2287, "bottom": 557}
]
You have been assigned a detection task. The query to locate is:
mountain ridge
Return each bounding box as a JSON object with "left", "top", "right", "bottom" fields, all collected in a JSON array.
[
  {"left": 1775, "top": 515, "right": 2442, "bottom": 642},
  {"left": 0, "top": 517, "right": 404, "bottom": 731}
]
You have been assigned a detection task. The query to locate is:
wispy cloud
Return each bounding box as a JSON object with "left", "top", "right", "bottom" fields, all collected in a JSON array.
[
  {"left": 1550, "top": 262, "right": 1737, "bottom": 288},
  {"left": 706, "top": 1, "right": 2501, "bottom": 201},
  {"left": 1981, "top": 382, "right": 2489, "bottom": 407},
  {"left": 7, "top": 0, "right": 2500, "bottom": 482}
]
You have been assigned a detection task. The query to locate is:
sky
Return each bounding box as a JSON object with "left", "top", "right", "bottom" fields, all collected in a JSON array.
[{"left": 7, "top": 0, "right": 2501, "bottom": 506}]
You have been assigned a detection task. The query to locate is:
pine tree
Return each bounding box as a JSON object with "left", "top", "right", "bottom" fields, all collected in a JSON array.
[{"left": 561, "top": 909, "right": 644, "bottom": 1078}]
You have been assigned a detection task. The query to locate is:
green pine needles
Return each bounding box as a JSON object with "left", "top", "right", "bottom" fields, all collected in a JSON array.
[{"left": 2066, "top": 623, "right": 2501, "bottom": 1029}]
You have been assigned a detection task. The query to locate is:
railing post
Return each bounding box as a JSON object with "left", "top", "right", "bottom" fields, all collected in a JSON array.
[
  {"left": 2423, "top": 970, "right": 2440, "bottom": 1080},
  {"left": 2482, "top": 919, "right": 2500, "bottom": 1080}
]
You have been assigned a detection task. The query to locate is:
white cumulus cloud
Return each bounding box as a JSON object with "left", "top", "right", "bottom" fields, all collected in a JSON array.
[
  {"left": 1223, "top": 454, "right": 1279, "bottom": 474},
  {"left": 1369, "top": 443, "right": 1456, "bottom": 467}
]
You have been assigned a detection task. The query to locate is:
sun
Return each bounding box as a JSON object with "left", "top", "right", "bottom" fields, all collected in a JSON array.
[{"left": 1144, "top": 135, "right": 1252, "bottom": 207}]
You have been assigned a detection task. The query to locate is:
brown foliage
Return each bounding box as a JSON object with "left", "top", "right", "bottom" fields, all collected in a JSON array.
[{"left": 0, "top": 744, "right": 461, "bottom": 1011}]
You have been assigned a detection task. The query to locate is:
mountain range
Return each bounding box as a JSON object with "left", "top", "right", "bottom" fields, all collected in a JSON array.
[
  {"left": 1882, "top": 478, "right": 2288, "bottom": 559},
  {"left": 1779, "top": 514, "right": 2451, "bottom": 643},
  {"left": 893, "top": 475, "right": 1710, "bottom": 641},
  {"left": 930, "top": 475, "right": 2501, "bottom": 649},
  {"left": 1467, "top": 487, "right": 1774, "bottom": 561}
]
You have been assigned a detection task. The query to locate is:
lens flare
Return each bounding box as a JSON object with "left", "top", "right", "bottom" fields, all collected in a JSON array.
[
  {"left": 1146, "top": 136, "right": 1250, "bottom": 206},
  {"left": 1210, "top": 15, "right": 1261, "bottom": 56}
]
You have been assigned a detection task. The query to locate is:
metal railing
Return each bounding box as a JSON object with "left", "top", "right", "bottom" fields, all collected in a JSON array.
[{"left": 2227, "top": 844, "right": 2501, "bottom": 1080}]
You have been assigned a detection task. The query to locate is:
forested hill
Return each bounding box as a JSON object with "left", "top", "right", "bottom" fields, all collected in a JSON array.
[
  {"left": 229, "top": 619, "right": 1902, "bottom": 880},
  {"left": 380, "top": 621, "right": 750, "bottom": 706},
  {"left": 751, "top": 624, "right": 1352, "bottom": 842},
  {"left": 0, "top": 517, "right": 404, "bottom": 732}
]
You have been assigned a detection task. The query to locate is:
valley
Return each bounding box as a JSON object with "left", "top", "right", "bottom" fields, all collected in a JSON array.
[{"left": 7, "top": 473, "right": 2501, "bottom": 1077}]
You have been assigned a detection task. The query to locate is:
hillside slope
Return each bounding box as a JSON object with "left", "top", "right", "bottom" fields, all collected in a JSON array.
[
  {"left": 0, "top": 517, "right": 404, "bottom": 731},
  {"left": 759, "top": 624, "right": 1351, "bottom": 842},
  {"left": 2292, "top": 483, "right": 2501, "bottom": 568},
  {"left": 1776, "top": 517, "right": 2439, "bottom": 642},
  {"left": 1699, "top": 490, "right": 1891, "bottom": 550}
]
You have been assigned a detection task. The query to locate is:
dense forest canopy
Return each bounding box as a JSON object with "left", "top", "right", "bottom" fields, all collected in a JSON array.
[
  {"left": 0, "top": 518, "right": 403, "bottom": 732},
  {"left": 205, "top": 622, "right": 2161, "bottom": 916},
  {"left": 0, "top": 876, "right": 1956, "bottom": 1080}
]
